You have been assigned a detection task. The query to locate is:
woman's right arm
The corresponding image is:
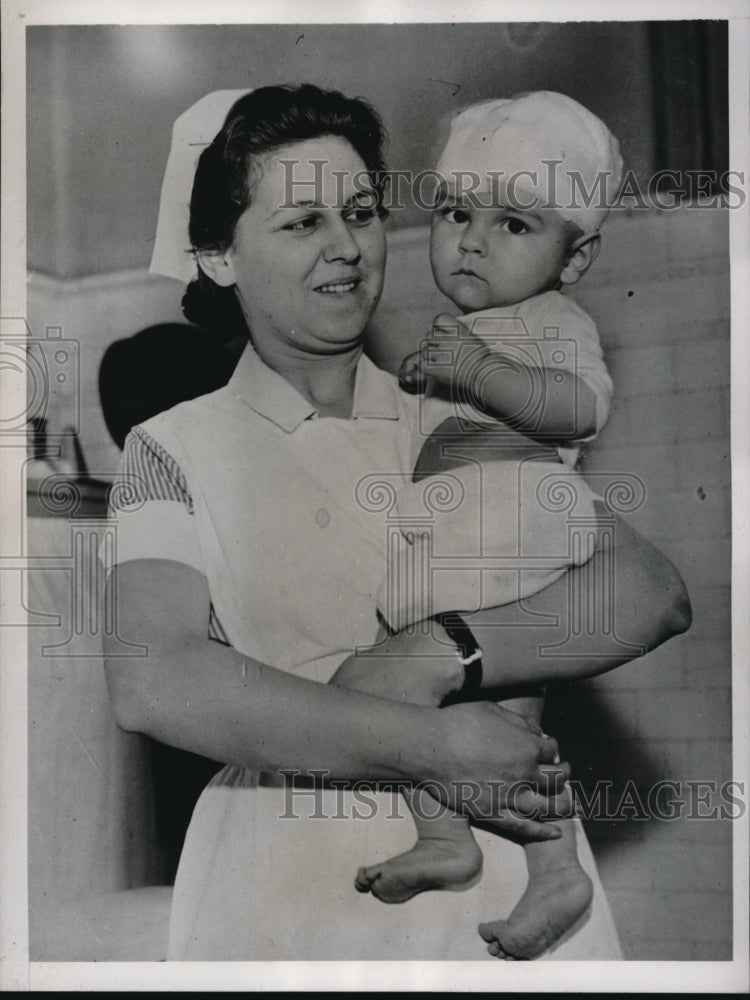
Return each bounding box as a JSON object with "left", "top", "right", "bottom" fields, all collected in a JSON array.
[{"left": 104, "top": 557, "right": 566, "bottom": 837}]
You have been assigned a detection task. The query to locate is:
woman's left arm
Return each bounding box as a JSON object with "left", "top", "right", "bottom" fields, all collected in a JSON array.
[
  {"left": 333, "top": 505, "right": 690, "bottom": 705},
  {"left": 464, "top": 504, "right": 691, "bottom": 690}
]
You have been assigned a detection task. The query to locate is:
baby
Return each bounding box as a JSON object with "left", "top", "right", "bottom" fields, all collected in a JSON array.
[{"left": 332, "top": 92, "right": 622, "bottom": 959}]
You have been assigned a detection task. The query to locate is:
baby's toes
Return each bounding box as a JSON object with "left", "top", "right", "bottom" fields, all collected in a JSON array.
[
  {"left": 354, "top": 866, "right": 376, "bottom": 893},
  {"left": 478, "top": 921, "right": 496, "bottom": 943}
]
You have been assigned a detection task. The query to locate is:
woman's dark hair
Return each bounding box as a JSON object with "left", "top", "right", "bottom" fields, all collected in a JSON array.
[{"left": 182, "top": 84, "right": 389, "bottom": 335}]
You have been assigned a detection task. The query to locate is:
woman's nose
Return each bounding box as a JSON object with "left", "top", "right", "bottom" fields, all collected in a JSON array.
[
  {"left": 458, "top": 223, "right": 487, "bottom": 256},
  {"left": 324, "top": 219, "right": 361, "bottom": 263}
]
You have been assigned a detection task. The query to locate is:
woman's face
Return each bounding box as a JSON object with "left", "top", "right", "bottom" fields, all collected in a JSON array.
[{"left": 220, "top": 136, "right": 386, "bottom": 358}]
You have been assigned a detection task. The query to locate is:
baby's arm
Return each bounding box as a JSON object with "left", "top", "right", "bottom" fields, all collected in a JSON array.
[{"left": 400, "top": 313, "right": 599, "bottom": 444}]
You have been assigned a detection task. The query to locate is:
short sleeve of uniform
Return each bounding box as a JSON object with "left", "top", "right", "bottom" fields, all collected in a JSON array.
[
  {"left": 531, "top": 293, "right": 613, "bottom": 437},
  {"left": 103, "top": 426, "right": 205, "bottom": 575}
]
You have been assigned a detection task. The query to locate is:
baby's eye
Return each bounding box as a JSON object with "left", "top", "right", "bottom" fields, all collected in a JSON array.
[
  {"left": 439, "top": 207, "right": 470, "bottom": 225},
  {"left": 501, "top": 217, "right": 530, "bottom": 235},
  {"left": 283, "top": 216, "right": 318, "bottom": 234}
]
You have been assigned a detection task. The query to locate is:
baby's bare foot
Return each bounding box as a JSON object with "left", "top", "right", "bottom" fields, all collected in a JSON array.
[
  {"left": 355, "top": 835, "right": 483, "bottom": 904},
  {"left": 478, "top": 860, "right": 593, "bottom": 959}
]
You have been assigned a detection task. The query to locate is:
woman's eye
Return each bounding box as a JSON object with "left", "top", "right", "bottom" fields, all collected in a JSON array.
[
  {"left": 501, "top": 217, "right": 530, "bottom": 235},
  {"left": 283, "top": 216, "right": 318, "bottom": 234}
]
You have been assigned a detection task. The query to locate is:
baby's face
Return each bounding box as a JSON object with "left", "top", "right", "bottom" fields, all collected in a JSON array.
[{"left": 429, "top": 187, "right": 574, "bottom": 313}]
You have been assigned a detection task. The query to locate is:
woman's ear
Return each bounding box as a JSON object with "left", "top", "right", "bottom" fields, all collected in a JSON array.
[
  {"left": 195, "top": 249, "right": 237, "bottom": 288},
  {"left": 560, "top": 232, "right": 601, "bottom": 287}
]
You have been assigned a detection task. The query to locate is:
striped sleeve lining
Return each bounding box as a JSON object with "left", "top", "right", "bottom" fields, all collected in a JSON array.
[
  {"left": 120, "top": 426, "right": 194, "bottom": 513},
  {"left": 117, "top": 428, "right": 229, "bottom": 644}
]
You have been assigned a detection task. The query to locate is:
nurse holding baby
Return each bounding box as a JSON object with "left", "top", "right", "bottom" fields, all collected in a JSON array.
[{"left": 104, "top": 84, "right": 689, "bottom": 960}]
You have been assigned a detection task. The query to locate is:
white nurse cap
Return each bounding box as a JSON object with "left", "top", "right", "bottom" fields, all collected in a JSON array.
[{"left": 149, "top": 89, "right": 251, "bottom": 283}]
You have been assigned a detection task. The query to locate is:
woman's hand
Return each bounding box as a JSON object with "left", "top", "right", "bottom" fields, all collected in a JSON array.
[
  {"left": 330, "top": 625, "right": 571, "bottom": 842},
  {"left": 427, "top": 700, "right": 572, "bottom": 842}
]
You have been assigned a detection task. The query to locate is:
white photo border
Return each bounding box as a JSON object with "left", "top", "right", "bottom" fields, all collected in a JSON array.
[{"left": 1, "top": 0, "right": 748, "bottom": 992}]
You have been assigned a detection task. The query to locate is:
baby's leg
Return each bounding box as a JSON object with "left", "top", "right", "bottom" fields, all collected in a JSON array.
[
  {"left": 334, "top": 421, "right": 580, "bottom": 911},
  {"left": 335, "top": 422, "right": 559, "bottom": 903},
  {"left": 478, "top": 692, "right": 593, "bottom": 960},
  {"left": 415, "top": 420, "right": 594, "bottom": 954},
  {"left": 481, "top": 815, "right": 593, "bottom": 959},
  {"left": 354, "top": 786, "right": 483, "bottom": 903},
  {"left": 330, "top": 626, "right": 483, "bottom": 903},
  {"left": 412, "top": 416, "right": 556, "bottom": 480}
]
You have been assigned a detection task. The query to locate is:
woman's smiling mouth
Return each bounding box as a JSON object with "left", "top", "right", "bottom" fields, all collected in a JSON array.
[{"left": 315, "top": 278, "right": 361, "bottom": 293}]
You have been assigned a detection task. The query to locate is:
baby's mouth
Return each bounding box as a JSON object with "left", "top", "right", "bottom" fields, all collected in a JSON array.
[
  {"left": 453, "top": 268, "right": 484, "bottom": 280},
  {"left": 315, "top": 278, "right": 361, "bottom": 294}
]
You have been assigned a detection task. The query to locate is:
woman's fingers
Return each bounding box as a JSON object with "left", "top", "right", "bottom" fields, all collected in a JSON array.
[
  {"left": 539, "top": 733, "right": 561, "bottom": 763},
  {"left": 539, "top": 758, "right": 571, "bottom": 783},
  {"left": 481, "top": 810, "right": 563, "bottom": 844},
  {"left": 481, "top": 701, "right": 544, "bottom": 735},
  {"left": 439, "top": 702, "right": 573, "bottom": 829},
  {"left": 512, "top": 783, "right": 575, "bottom": 821}
]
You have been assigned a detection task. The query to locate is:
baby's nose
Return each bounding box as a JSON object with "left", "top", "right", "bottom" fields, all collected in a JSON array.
[{"left": 458, "top": 226, "right": 487, "bottom": 255}]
